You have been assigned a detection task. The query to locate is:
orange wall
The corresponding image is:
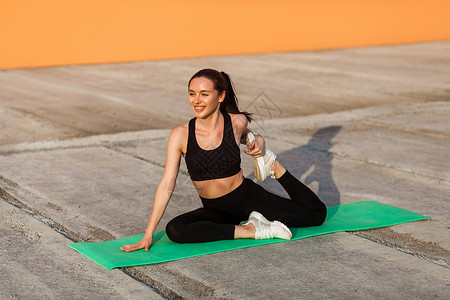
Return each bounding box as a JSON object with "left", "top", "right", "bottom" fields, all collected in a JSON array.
[{"left": 1, "top": 0, "right": 449, "bottom": 69}]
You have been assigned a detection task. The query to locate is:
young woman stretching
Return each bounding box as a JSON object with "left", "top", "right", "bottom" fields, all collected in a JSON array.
[{"left": 121, "top": 69, "right": 326, "bottom": 252}]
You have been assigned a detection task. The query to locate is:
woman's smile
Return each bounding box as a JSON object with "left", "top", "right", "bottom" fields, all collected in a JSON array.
[{"left": 194, "top": 105, "right": 206, "bottom": 112}]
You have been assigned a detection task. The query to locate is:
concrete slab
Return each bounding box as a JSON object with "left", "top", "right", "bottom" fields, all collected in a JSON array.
[{"left": 0, "top": 200, "right": 163, "bottom": 299}]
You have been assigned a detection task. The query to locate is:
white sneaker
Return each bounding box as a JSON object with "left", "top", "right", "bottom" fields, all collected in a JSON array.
[
  {"left": 243, "top": 211, "right": 292, "bottom": 240},
  {"left": 246, "top": 132, "right": 277, "bottom": 182}
]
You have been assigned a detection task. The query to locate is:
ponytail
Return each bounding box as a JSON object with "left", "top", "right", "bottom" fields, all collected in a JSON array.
[
  {"left": 219, "top": 71, "right": 252, "bottom": 122},
  {"left": 189, "top": 69, "right": 252, "bottom": 122}
]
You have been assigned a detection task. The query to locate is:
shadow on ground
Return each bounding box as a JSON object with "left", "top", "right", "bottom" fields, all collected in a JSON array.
[{"left": 253, "top": 125, "right": 342, "bottom": 217}]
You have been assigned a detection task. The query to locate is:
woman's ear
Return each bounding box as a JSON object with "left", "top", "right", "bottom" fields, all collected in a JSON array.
[{"left": 219, "top": 91, "right": 226, "bottom": 103}]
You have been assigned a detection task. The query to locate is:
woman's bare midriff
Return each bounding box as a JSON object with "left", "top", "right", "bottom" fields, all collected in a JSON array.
[{"left": 192, "top": 169, "right": 244, "bottom": 199}]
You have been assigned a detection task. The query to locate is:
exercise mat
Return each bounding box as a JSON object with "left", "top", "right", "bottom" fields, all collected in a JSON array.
[{"left": 68, "top": 201, "right": 429, "bottom": 269}]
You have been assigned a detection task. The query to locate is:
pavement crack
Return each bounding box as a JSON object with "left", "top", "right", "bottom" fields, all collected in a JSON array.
[
  {"left": 122, "top": 267, "right": 221, "bottom": 300},
  {"left": 332, "top": 151, "right": 449, "bottom": 185},
  {"left": 122, "top": 266, "right": 224, "bottom": 300},
  {"left": 163, "top": 268, "right": 216, "bottom": 298},
  {"left": 0, "top": 186, "right": 85, "bottom": 243},
  {"left": 349, "top": 228, "right": 449, "bottom": 269},
  {"left": 104, "top": 145, "right": 190, "bottom": 176},
  {"left": 0, "top": 143, "right": 106, "bottom": 156},
  {"left": 104, "top": 144, "right": 165, "bottom": 168},
  {"left": 122, "top": 268, "right": 184, "bottom": 300},
  {"left": 0, "top": 136, "right": 168, "bottom": 157},
  {"left": 360, "top": 119, "right": 450, "bottom": 141},
  {"left": 85, "top": 223, "right": 116, "bottom": 241}
]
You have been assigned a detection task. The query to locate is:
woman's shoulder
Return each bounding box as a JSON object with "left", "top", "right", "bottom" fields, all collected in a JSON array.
[
  {"left": 168, "top": 122, "right": 189, "bottom": 147},
  {"left": 170, "top": 122, "right": 189, "bottom": 138},
  {"left": 229, "top": 113, "right": 248, "bottom": 129}
]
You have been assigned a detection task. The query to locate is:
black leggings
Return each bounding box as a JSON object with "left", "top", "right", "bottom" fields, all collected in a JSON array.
[{"left": 166, "top": 171, "right": 327, "bottom": 243}]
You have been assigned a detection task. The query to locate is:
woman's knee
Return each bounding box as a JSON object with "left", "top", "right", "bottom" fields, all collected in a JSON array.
[
  {"left": 287, "top": 206, "right": 327, "bottom": 227},
  {"left": 312, "top": 203, "right": 327, "bottom": 226},
  {"left": 166, "top": 219, "right": 188, "bottom": 243},
  {"left": 316, "top": 205, "right": 327, "bottom": 225},
  {"left": 310, "top": 201, "right": 327, "bottom": 225}
]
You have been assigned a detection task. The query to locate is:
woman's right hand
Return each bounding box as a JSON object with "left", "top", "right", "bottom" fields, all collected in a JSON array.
[{"left": 120, "top": 234, "right": 153, "bottom": 252}]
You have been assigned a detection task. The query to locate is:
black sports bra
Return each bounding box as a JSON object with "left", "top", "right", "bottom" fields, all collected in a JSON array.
[{"left": 185, "top": 113, "right": 241, "bottom": 181}]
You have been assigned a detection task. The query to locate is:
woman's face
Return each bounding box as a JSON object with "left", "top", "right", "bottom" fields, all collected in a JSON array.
[{"left": 188, "top": 77, "right": 224, "bottom": 119}]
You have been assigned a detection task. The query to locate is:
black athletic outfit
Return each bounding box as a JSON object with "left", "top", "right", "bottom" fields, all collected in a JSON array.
[{"left": 166, "top": 113, "right": 326, "bottom": 243}]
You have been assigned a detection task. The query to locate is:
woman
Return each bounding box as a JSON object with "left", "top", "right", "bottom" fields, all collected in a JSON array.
[{"left": 121, "top": 69, "right": 326, "bottom": 252}]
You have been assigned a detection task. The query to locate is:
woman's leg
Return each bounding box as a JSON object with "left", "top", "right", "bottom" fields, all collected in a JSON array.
[
  {"left": 274, "top": 161, "right": 327, "bottom": 213},
  {"left": 247, "top": 160, "right": 327, "bottom": 228},
  {"left": 166, "top": 207, "right": 242, "bottom": 243}
]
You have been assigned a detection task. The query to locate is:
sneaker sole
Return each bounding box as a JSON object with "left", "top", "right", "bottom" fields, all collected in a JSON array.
[
  {"left": 247, "top": 132, "right": 268, "bottom": 182},
  {"left": 253, "top": 156, "right": 267, "bottom": 182}
]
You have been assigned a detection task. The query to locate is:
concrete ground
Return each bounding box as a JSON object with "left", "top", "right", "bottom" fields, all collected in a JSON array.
[{"left": 0, "top": 41, "right": 449, "bottom": 299}]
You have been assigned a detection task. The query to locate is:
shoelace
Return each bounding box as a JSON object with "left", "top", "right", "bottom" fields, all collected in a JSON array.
[{"left": 257, "top": 222, "right": 274, "bottom": 239}]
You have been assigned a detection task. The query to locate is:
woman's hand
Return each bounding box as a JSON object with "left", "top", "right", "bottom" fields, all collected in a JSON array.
[
  {"left": 120, "top": 234, "right": 153, "bottom": 252},
  {"left": 244, "top": 134, "right": 266, "bottom": 158}
]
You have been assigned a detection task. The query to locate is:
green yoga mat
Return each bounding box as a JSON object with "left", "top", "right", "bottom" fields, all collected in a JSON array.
[{"left": 68, "top": 201, "right": 429, "bottom": 270}]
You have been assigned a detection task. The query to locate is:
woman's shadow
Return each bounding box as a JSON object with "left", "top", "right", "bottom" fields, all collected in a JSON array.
[{"left": 255, "top": 125, "right": 342, "bottom": 219}]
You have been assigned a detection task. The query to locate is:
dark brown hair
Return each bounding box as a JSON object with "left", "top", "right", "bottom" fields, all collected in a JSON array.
[{"left": 189, "top": 69, "right": 252, "bottom": 122}]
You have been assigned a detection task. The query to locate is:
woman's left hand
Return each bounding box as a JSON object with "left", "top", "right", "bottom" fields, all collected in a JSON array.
[{"left": 244, "top": 134, "right": 265, "bottom": 158}]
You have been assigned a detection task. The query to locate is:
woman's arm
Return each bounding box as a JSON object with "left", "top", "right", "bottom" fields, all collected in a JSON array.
[
  {"left": 230, "top": 114, "right": 266, "bottom": 158},
  {"left": 231, "top": 113, "right": 266, "bottom": 157},
  {"left": 120, "top": 126, "right": 185, "bottom": 252}
]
